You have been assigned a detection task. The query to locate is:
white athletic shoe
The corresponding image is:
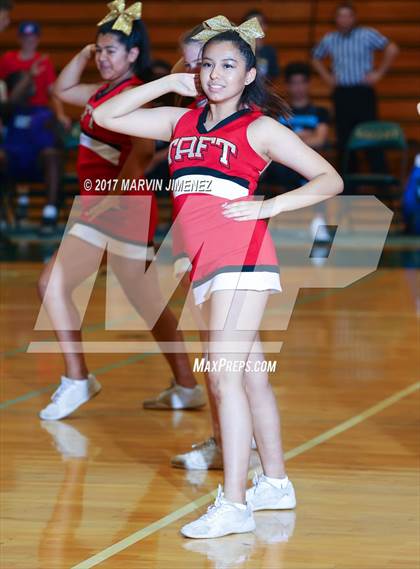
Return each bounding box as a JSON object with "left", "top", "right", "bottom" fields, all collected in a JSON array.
[
  {"left": 246, "top": 474, "right": 296, "bottom": 512},
  {"left": 181, "top": 485, "right": 256, "bottom": 539},
  {"left": 41, "top": 420, "right": 89, "bottom": 458},
  {"left": 143, "top": 380, "right": 206, "bottom": 410},
  {"left": 172, "top": 437, "right": 223, "bottom": 470},
  {"left": 172, "top": 437, "right": 260, "bottom": 471},
  {"left": 39, "top": 375, "right": 101, "bottom": 421}
]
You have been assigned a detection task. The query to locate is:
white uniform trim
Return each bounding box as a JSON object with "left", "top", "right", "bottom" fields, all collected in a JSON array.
[
  {"left": 69, "top": 223, "right": 154, "bottom": 260},
  {"left": 193, "top": 271, "right": 281, "bottom": 305},
  {"left": 80, "top": 132, "right": 121, "bottom": 166}
]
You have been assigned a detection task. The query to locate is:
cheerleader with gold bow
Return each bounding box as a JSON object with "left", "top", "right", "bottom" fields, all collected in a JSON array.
[
  {"left": 38, "top": 1, "right": 204, "bottom": 423},
  {"left": 94, "top": 14, "right": 343, "bottom": 538}
]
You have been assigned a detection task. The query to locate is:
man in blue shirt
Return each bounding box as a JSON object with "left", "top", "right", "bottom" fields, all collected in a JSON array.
[{"left": 312, "top": 2, "right": 399, "bottom": 170}]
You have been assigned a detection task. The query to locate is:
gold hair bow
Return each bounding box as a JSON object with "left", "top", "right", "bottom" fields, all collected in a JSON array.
[
  {"left": 193, "top": 15, "right": 264, "bottom": 53},
  {"left": 97, "top": 1, "right": 142, "bottom": 36}
]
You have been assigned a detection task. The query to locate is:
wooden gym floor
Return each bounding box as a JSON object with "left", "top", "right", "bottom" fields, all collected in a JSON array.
[{"left": 0, "top": 250, "right": 419, "bottom": 568}]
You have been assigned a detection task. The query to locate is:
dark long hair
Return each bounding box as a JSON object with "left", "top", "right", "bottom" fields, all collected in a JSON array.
[
  {"left": 97, "top": 19, "right": 151, "bottom": 80},
  {"left": 202, "top": 31, "right": 290, "bottom": 119}
]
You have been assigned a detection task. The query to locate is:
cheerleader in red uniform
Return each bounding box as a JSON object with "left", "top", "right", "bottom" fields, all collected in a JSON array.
[
  {"left": 94, "top": 15, "right": 343, "bottom": 538},
  {"left": 38, "top": 2, "right": 204, "bottom": 421}
]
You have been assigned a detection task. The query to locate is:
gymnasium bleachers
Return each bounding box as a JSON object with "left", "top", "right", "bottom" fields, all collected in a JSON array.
[{"left": 1, "top": 1, "right": 419, "bottom": 229}]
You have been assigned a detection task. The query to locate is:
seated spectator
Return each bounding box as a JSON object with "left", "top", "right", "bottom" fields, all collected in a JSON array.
[
  {"left": 262, "top": 62, "right": 331, "bottom": 241},
  {"left": 243, "top": 9, "right": 280, "bottom": 81},
  {"left": 281, "top": 62, "right": 330, "bottom": 148},
  {"left": 0, "top": 21, "right": 71, "bottom": 231}
]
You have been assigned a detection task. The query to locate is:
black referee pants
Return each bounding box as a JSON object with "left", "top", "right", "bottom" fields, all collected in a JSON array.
[{"left": 333, "top": 85, "right": 387, "bottom": 174}]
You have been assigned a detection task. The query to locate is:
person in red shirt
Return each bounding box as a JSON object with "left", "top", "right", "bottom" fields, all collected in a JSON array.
[{"left": 0, "top": 21, "right": 71, "bottom": 230}]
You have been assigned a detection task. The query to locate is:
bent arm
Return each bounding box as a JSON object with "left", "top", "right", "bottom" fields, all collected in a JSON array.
[
  {"left": 8, "top": 72, "right": 33, "bottom": 103},
  {"left": 54, "top": 45, "right": 100, "bottom": 107},
  {"left": 252, "top": 118, "right": 343, "bottom": 215},
  {"left": 312, "top": 58, "right": 335, "bottom": 87},
  {"left": 92, "top": 74, "right": 194, "bottom": 142},
  {"left": 377, "top": 41, "right": 399, "bottom": 77}
]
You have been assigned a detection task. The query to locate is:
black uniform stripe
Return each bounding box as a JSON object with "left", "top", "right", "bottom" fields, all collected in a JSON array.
[{"left": 172, "top": 167, "right": 250, "bottom": 189}]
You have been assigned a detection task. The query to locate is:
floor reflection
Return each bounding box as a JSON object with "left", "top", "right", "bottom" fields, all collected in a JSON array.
[
  {"left": 183, "top": 510, "right": 296, "bottom": 569},
  {"left": 38, "top": 421, "right": 99, "bottom": 568}
]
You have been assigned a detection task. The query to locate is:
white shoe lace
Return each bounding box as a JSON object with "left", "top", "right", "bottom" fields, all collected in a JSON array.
[
  {"left": 252, "top": 472, "right": 263, "bottom": 494},
  {"left": 201, "top": 485, "right": 229, "bottom": 521},
  {"left": 51, "top": 381, "right": 72, "bottom": 403}
]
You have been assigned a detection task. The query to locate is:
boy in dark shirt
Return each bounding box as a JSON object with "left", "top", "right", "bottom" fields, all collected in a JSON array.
[
  {"left": 263, "top": 62, "right": 331, "bottom": 242},
  {"left": 281, "top": 62, "right": 330, "bottom": 148}
]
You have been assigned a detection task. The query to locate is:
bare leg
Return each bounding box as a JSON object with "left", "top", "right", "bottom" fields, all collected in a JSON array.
[
  {"left": 108, "top": 253, "right": 197, "bottom": 388},
  {"left": 205, "top": 290, "right": 269, "bottom": 504},
  {"left": 202, "top": 354, "right": 221, "bottom": 445},
  {"left": 196, "top": 296, "right": 221, "bottom": 445},
  {"left": 244, "top": 337, "right": 286, "bottom": 479},
  {"left": 38, "top": 236, "right": 104, "bottom": 379}
]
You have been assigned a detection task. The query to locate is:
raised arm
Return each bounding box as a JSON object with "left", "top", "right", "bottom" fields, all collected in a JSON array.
[
  {"left": 54, "top": 44, "right": 101, "bottom": 107},
  {"left": 259, "top": 118, "right": 343, "bottom": 211},
  {"left": 223, "top": 117, "right": 343, "bottom": 221},
  {"left": 92, "top": 73, "right": 198, "bottom": 142}
]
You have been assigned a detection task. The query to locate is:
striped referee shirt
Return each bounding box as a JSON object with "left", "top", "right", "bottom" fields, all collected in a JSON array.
[{"left": 312, "top": 27, "right": 389, "bottom": 86}]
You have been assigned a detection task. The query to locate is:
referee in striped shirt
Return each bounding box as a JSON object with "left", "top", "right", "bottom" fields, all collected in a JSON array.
[{"left": 312, "top": 2, "right": 399, "bottom": 171}]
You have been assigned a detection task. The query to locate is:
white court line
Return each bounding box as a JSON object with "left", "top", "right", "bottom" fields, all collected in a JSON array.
[{"left": 72, "top": 380, "right": 420, "bottom": 568}]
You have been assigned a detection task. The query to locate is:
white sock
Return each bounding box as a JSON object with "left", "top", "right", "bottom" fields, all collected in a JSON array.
[
  {"left": 176, "top": 383, "right": 196, "bottom": 392},
  {"left": 62, "top": 375, "right": 89, "bottom": 386},
  {"left": 265, "top": 475, "right": 289, "bottom": 489},
  {"left": 228, "top": 501, "right": 246, "bottom": 509}
]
